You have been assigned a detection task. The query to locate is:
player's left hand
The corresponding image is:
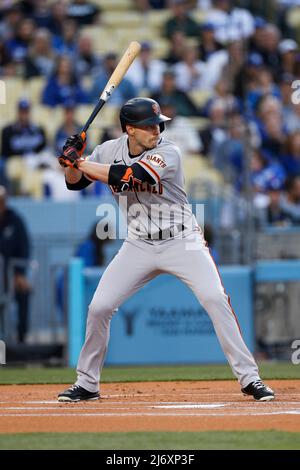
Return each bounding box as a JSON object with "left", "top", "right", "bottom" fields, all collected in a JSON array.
[{"left": 58, "top": 146, "right": 84, "bottom": 169}]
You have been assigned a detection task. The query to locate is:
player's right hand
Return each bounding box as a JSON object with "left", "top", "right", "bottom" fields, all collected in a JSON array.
[{"left": 63, "top": 132, "right": 86, "bottom": 156}]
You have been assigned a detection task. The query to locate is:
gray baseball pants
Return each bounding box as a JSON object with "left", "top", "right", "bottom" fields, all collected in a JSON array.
[{"left": 76, "top": 230, "right": 260, "bottom": 392}]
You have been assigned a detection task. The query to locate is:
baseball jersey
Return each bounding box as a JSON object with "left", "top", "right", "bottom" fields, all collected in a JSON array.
[{"left": 87, "top": 135, "right": 197, "bottom": 239}]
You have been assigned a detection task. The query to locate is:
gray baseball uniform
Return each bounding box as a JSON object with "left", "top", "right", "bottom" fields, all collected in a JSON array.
[{"left": 75, "top": 135, "right": 260, "bottom": 392}]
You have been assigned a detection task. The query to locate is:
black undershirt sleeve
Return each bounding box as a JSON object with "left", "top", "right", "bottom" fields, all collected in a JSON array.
[
  {"left": 108, "top": 163, "right": 156, "bottom": 186},
  {"left": 66, "top": 173, "right": 92, "bottom": 190}
]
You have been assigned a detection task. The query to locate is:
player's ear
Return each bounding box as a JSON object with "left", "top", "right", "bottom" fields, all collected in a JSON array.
[{"left": 126, "top": 124, "right": 135, "bottom": 136}]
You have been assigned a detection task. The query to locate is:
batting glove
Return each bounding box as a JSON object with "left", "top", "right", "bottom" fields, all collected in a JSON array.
[
  {"left": 58, "top": 146, "right": 85, "bottom": 169},
  {"left": 63, "top": 132, "right": 86, "bottom": 156}
]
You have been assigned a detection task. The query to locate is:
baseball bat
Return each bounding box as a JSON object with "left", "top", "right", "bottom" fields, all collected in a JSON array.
[{"left": 79, "top": 41, "right": 141, "bottom": 141}]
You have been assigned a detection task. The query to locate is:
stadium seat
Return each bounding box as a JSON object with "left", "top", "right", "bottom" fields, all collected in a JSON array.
[
  {"left": 5, "top": 156, "right": 26, "bottom": 182},
  {"left": 102, "top": 11, "right": 142, "bottom": 28},
  {"left": 93, "top": 0, "right": 133, "bottom": 12},
  {"left": 80, "top": 26, "right": 120, "bottom": 54},
  {"left": 287, "top": 6, "right": 300, "bottom": 27},
  {"left": 188, "top": 90, "right": 213, "bottom": 108},
  {"left": 150, "top": 38, "right": 170, "bottom": 59},
  {"left": 183, "top": 154, "right": 224, "bottom": 198},
  {"left": 32, "top": 105, "right": 58, "bottom": 140},
  {"left": 191, "top": 9, "right": 207, "bottom": 24},
  {"left": 26, "top": 77, "right": 45, "bottom": 105},
  {"left": 20, "top": 168, "right": 43, "bottom": 198},
  {"left": 75, "top": 105, "right": 94, "bottom": 125},
  {"left": 187, "top": 117, "right": 209, "bottom": 131},
  {"left": 146, "top": 10, "right": 172, "bottom": 30},
  {"left": 88, "top": 128, "right": 102, "bottom": 147},
  {"left": 0, "top": 78, "right": 26, "bottom": 123}
]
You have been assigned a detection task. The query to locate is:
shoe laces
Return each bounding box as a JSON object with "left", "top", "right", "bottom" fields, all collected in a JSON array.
[
  {"left": 252, "top": 380, "right": 265, "bottom": 389},
  {"left": 69, "top": 384, "right": 80, "bottom": 391}
]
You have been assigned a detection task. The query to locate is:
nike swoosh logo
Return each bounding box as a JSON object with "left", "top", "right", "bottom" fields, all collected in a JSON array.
[{"left": 114, "top": 158, "right": 123, "bottom": 164}]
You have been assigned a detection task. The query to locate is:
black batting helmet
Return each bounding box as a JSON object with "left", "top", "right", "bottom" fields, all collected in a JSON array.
[{"left": 120, "top": 97, "right": 171, "bottom": 133}]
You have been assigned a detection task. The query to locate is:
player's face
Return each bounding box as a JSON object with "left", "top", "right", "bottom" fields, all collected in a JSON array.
[{"left": 128, "top": 124, "right": 160, "bottom": 152}]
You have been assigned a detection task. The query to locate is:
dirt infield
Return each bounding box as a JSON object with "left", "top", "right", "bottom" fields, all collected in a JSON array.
[{"left": 0, "top": 380, "right": 299, "bottom": 434}]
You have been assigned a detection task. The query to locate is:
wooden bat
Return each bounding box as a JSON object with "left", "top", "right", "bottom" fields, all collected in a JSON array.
[{"left": 79, "top": 41, "right": 141, "bottom": 141}]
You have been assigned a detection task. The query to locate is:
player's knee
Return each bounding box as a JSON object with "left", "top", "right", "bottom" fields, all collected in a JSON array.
[
  {"left": 88, "top": 299, "right": 113, "bottom": 321},
  {"left": 201, "top": 289, "right": 226, "bottom": 310}
]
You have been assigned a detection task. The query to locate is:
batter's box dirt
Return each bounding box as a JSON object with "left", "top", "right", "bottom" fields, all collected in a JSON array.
[{"left": 0, "top": 380, "right": 299, "bottom": 433}]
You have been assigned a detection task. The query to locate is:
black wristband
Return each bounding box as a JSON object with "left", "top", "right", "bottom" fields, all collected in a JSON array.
[{"left": 66, "top": 174, "right": 92, "bottom": 190}]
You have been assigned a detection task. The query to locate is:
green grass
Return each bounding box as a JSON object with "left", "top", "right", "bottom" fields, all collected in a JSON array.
[
  {"left": 0, "top": 362, "right": 299, "bottom": 385},
  {"left": 0, "top": 431, "right": 299, "bottom": 450}
]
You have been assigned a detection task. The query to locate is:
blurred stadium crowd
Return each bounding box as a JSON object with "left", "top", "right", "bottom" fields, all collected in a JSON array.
[{"left": 1, "top": 0, "right": 300, "bottom": 225}]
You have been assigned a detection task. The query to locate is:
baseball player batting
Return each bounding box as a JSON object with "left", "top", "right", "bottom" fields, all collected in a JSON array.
[{"left": 57, "top": 97, "right": 275, "bottom": 403}]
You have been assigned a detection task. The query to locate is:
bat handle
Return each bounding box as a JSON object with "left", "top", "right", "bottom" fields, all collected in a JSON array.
[{"left": 81, "top": 98, "right": 106, "bottom": 134}]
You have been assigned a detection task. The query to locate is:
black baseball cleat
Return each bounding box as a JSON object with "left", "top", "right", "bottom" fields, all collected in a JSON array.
[
  {"left": 58, "top": 384, "right": 99, "bottom": 402},
  {"left": 241, "top": 380, "right": 275, "bottom": 401}
]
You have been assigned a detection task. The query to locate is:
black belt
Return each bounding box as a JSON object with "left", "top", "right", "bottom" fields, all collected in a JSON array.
[{"left": 144, "top": 224, "right": 187, "bottom": 240}]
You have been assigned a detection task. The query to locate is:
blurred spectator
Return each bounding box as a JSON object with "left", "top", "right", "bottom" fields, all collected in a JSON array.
[
  {"left": 199, "top": 98, "right": 228, "bottom": 156},
  {"left": 151, "top": 69, "right": 199, "bottom": 116},
  {"left": 134, "top": 0, "right": 167, "bottom": 11},
  {"left": 41, "top": 163, "right": 82, "bottom": 201},
  {"left": 281, "top": 131, "right": 300, "bottom": 176},
  {"left": 278, "top": 38, "right": 299, "bottom": 75},
  {"left": 0, "top": 4, "right": 23, "bottom": 41},
  {"left": 232, "top": 52, "right": 264, "bottom": 101},
  {"left": 283, "top": 100, "right": 300, "bottom": 134},
  {"left": 32, "top": 0, "right": 52, "bottom": 29},
  {"left": 280, "top": 175, "right": 300, "bottom": 223},
  {"left": 281, "top": 68, "right": 300, "bottom": 132},
  {"left": 1, "top": 98, "right": 47, "bottom": 159},
  {"left": 203, "top": 223, "right": 219, "bottom": 263},
  {"left": 254, "top": 95, "right": 286, "bottom": 159},
  {"left": 19, "top": 0, "right": 35, "bottom": 15},
  {"left": 220, "top": 40, "right": 246, "bottom": 95},
  {"left": 206, "top": 0, "right": 255, "bottom": 45},
  {"left": 52, "top": 19, "right": 78, "bottom": 57},
  {"left": 125, "top": 42, "right": 166, "bottom": 94},
  {"left": 23, "top": 28, "right": 56, "bottom": 79},
  {"left": 173, "top": 44, "right": 208, "bottom": 92},
  {"left": 276, "top": 0, "right": 298, "bottom": 37},
  {"left": 90, "top": 52, "right": 137, "bottom": 105},
  {"left": 160, "top": 100, "right": 203, "bottom": 155},
  {"left": 42, "top": 55, "right": 89, "bottom": 107},
  {"left": 212, "top": 111, "right": 246, "bottom": 187},
  {"left": 67, "top": 0, "right": 101, "bottom": 26},
  {"left": 205, "top": 77, "right": 241, "bottom": 115},
  {"left": 55, "top": 218, "right": 110, "bottom": 322},
  {"left": 198, "top": 21, "right": 223, "bottom": 62},
  {"left": 54, "top": 101, "right": 81, "bottom": 155},
  {"left": 164, "top": 30, "right": 187, "bottom": 65},
  {"left": 254, "top": 23, "right": 281, "bottom": 76},
  {"left": 100, "top": 112, "right": 123, "bottom": 144},
  {"left": 48, "top": 1, "right": 68, "bottom": 36},
  {"left": 248, "top": 15, "right": 267, "bottom": 58},
  {"left": 0, "top": 185, "right": 31, "bottom": 343},
  {"left": 164, "top": 0, "right": 199, "bottom": 39},
  {"left": 279, "top": 73, "right": 294, "bottom": 122},
  {"left": 75, "top": 222, "right": 111, "bottom": 268},
  {"left": 246, "top": 66, "right": 280, "bottom": 112},
  {"left": 5, "top": 17, "right": 35, "bottom": 65},
  {"left": 0, "top": 38, "right": 14, "bottom": 76},
  {"left": 75, "top": 34, "right": 100, "bottom": 76},
  {"left": 250, "top": 148, "right": 286, "bottom": 193},
  {"left": 265, "top": 187, "right": 293, "bottom": 226}
]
